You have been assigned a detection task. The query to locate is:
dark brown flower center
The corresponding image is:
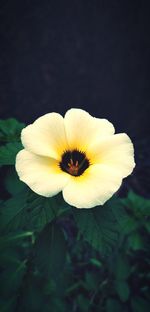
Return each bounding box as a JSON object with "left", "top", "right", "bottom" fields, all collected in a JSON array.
[{"left": 59, "top": 150, "right": 90, "bottom": 176}]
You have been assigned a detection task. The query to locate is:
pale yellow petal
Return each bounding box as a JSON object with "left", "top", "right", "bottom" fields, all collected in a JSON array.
[
  {"left": 64, "top": 108, "right": 115, "bottom": 152},
  {"left": 21, "top": 113, "right": 68, "bottom": 160},
  {"left": 16, "top": 149, "right": 70, "bottom": 197},
  {"left": 89, "top": 133, "right": 135, "bottom": 177},
  {"left": 62, "top": 164, "right": 122, "bottom": 208}
]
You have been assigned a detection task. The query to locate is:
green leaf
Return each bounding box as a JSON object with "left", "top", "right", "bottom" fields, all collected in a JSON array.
[
  {"left": 145, "top": 220, "right": 150, "bottom": 233},
  {"left": 127, "top": 231, "right": 144, "bottom": 250},
  {"left": 1, "top": 259, "right": 27, "bottom": 297},
  {"left": 114, "top": 280, "right": 130, "bottom": 302},
  {"left": 43, "top": 279, "right": 57, "bottom": 295},
  {"left": 0, "top": 191, "right": 28, "bottom": 232},
  {"left": 0, "top": 118, "right": 25, "bottom": 143},
  {"left": 90, "top": 258, "right": 102, "bottom": 268},
  {"left": 0, "top": 142, "right": 23, "bottom": 165},
  {"left": 131, "top": 297, "right": 150, "bottom": 312},
  {"left": 111, "top": 200, "right": 138, "bottom": 235},
  {"left": 121, "top": 191, "right": 150, "bottom": 217},
  {"left": 76, "top": 294, "right": 90, "bottom": 312},
  {"left": 114, "top": 255, "right": 130, "bottom": 280},
  {"left": 25, "top": 192, "right": 71, "bottom": 232},
  {"left": 84, "top": 272, "right": 100, "bottom": 291},
  {"left": 0, "top": 231, "right": 33, "bottom": 250},
  {"left": 34, "top": 222, "right": 67, "bottom": 279},
  {"left": 66, "top": 281, "right": 83, "bottom": 294},
  {"left": 0, "top": 191, "right": 58, "bottom": 233},
  {"left": 4, "top": 167, "right": 26, "bottom": 195},
  {"left": 25, "top": 195, "right": 57, "bottom": 232},
  {"left": 106, "top": 299, "right": 122, "bottom": 312},
  {"left": 73, "top": 200, "right": 121, "bottom": 255},
  {"left": 0, "top": 250, "right": 20, "bottom": 267}
]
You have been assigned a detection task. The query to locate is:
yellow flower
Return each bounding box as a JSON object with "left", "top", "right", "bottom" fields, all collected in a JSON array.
[{"left": 15, "top": 109, "right": 135, "bottom": 208}]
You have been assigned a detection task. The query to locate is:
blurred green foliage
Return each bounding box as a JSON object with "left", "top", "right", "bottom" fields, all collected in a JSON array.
[{"left": 0, "top": 118, "right": 150, "bottom": 311}]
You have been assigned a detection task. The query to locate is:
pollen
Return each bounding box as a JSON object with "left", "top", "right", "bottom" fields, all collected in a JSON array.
[{"left": 59, "top": 150, "right": 90, "bottom": 176}]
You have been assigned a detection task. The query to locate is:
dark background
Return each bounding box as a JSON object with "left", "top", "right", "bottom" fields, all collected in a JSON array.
[
  {"left": 0, "top": 0, "right": 150, "bottom": 195},
  {"left": 0, "top": 1, "right": 150, "bottom": 133}
]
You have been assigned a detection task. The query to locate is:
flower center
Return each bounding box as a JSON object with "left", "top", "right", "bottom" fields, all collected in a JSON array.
[{"left": 59, "top": 150, "right": 90, "bottom": 176}]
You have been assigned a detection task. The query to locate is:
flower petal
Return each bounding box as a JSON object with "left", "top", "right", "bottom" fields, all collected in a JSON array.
[
  {"left": 16, "top": 149, "right": 70, "bottom": 197},
  {"left": 21, "top": 113, "right": 68, "bottom": 159},
  {"left": 62, "top": 164, "right": 122, "bottom": 208},
  {"left": 64, "top": 108, "right": 115, "bottom": 151},
  {"left": 89, "top": 133, "right": 135, "bottom": 177}
]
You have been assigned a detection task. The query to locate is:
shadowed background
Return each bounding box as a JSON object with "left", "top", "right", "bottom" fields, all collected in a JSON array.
[{"left": 0, "top": 0, "right": 150, "bottom": 195}]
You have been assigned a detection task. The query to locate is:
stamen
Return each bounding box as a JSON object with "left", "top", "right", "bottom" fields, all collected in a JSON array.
[{"left": 59, "top": 149, "right": 90, "bottom": 176}]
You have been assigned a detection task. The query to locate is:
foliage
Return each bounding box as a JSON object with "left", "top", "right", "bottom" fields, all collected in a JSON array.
[
  {"left": 0, "top": 118, "right": 150, "bottom": 312},
  {"left": 0, "top": 142, "right": 23, "bottom": 165},
  {"left": 73, "top": 199, "right": 123, "bottom": 255},
  {"left": 0, "top": 118, "right": 25, "bottom": 144},
  {"left": 0, "top": 118, "right": 24, "bottom": 166}
]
